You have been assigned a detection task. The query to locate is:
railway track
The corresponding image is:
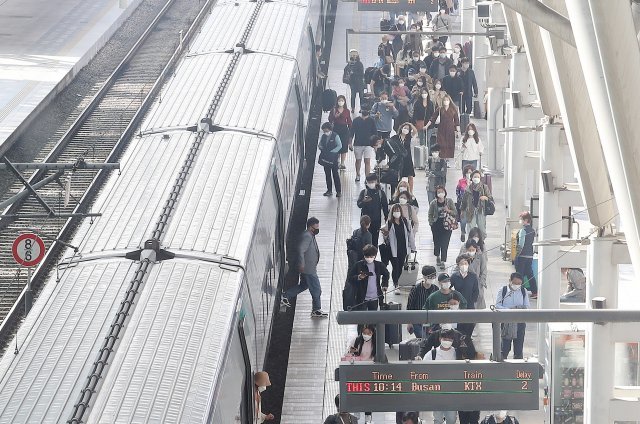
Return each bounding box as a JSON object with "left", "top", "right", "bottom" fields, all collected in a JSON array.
[{"left": 0, "top": 0, "right": 215, "bottom": 344}]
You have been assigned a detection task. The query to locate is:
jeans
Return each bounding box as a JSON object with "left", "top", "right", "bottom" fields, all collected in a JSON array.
[
  {"left": 461, "top": 94, "right": 474, "bottom": 115},
  {"left": 459, "top": 215, "right": 467, "bottom": 234},
  {"left": 323, "top": 163, "right": 341, "bottom": 193},
  {"left": 284, "top": 273, "right": 322, "bottom": 311},
  {"left": 433, "top": 410, "right": 457, "bottom": 423},
  {"left": 461, "top": 159, "right": 477, "bottom": 171},
  {"left": 515, "top": 256, "right": 538, "bottom": 294},
  {"left": 468, "top": 211, "right": 487, "bottom": 238},
  {"left": 502, "top": 323, "right": 526, "bottom": 359},
  {"left": 350, "top": 85, "right": 365, "bottom": 111}
]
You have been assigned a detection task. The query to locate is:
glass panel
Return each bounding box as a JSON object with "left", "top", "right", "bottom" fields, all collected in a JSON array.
[
  {"left": 615, "top": 342, "right": 640, "bottom": 387},
  {"left": 552, "top": 332, "right": 585, "bottom": 423}
]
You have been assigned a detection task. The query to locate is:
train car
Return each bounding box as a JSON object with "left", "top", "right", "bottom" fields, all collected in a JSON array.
[{"left": 0, "top": 0, "right": 330, "bottom": 422}]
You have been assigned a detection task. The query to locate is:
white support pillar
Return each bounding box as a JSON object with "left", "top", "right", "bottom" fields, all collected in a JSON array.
[
  {"left": 537, "top": 123, "right": 563, "bottom": 358},
  {"left": 473, "top": 6, "right": 488, "bottom": 114},
  {"left": 585, "top": 237, "right": 619, "bottom": 424},
  {"left": 485, "top": 87, "right": 503, "bottom": 172},
  {"left": 505, "top": 52, "right": 531, "bottom": 221},
  {"left": 566, "top": 0, "right": 640, "bottom": 279}
]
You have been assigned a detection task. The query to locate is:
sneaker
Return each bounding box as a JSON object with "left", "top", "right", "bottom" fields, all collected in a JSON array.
[
  {"left": 339, "top": 164, "right": 347, "bottom": 170},
  {"left": 460, "top": 233, "right": 466, "bottom": 242},
  {"left": 336, "top": 192, "right": 342, "bottom": 198},
  {"left": 311, "top": 309, "right": 329, "bottom": 318},
  {"left": 323, "top": 191, "right": 332, "bottom": 196},
  {"left": 355, "top": 175, "right": 360, "bottom": 182},
  {"left": 280, "top": 297, "right": 291, "bottom": 308}
]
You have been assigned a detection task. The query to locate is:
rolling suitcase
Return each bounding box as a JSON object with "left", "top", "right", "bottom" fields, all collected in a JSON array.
[
  {"left": 397, "top": 252, "right": 419, "bottom": 287},
  {"left": 399, "top": 338, "right": 423, "bottom": 360},
  {"left": 460, "top": 113, "right": 470, "bottom": 133},
  {"left": 382, "top": 299, "right": 402, "bottom": 347},
  {"left": 413, "top": 145, "right": 426, "bottom": 169}
]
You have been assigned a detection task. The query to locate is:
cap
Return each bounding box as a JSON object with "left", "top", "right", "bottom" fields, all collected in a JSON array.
[
  {"left": 255, "top": 371, "right": 271, "bottom": 387},
  {"left": 349, "top": 48, "right": 358, "bottom": 53},
  {"left": 422, "top": 265, "right": 437, "bottom": 277},
  {"left": 438, "top": 273, "right": 451, "bottom": 282}
]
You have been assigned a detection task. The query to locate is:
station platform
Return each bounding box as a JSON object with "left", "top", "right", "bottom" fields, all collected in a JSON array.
[
  {"left": 0, "top": 0, "right": 143, "bottom": 155},
  {"left": 280, "top": 1, "right": 547, "bottom": 422}
]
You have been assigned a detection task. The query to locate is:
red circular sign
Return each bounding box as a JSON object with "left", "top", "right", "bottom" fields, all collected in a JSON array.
[{"left": 12, "top": 233, "right": 45, "bottom": 267}]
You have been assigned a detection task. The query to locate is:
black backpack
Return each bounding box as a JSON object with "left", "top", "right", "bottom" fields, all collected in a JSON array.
[
  {"left": 322, "top": 89, "right": 337, "bottom": 112},
  {"left": 364, "top": 66, "right": 377, "bottom": 84},
  {"left": 346, "top": 229, "right": 361, "bottom": 253},
  {"left": 343, "top": 63, "right": 353, "bottom": 84}
]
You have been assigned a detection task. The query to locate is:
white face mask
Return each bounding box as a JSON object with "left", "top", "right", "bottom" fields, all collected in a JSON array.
[
  {"left": 258, "top": 385, "right": 267, "bottom": 393},
  {"left": 362, "top": 334, "right": 373, "bottom": 341},
  {"left": 454, "top": 47, "right": 460, "bottom": 53},
  {"left": 472, "top": 236, "right": 480, "bottom": 243},
  {"left": 449, "top": 304, "right": 460, "bottom": 310},
  {"left": 460, "top": 265, "right": 469, "bottom": 274},
  {"left": 432, "top": 152, "right": 440, "bottom": 158},
  {"left": 433, "top": 51, "right": 439, "bottom": 57},
  {"left": 468, "top": 251, "right": 476, "bottom": 257},
  {"left": 421, "top": 93, "right": 428, "bottom": 99},
  {"left": 440, "top": 282, "right": 451, "bottom": 290},
  {"left": 399, "top": 186, "right": 407, "bottom": 192},
  {"left": 440, "top": 323, "right": 454, "bottom": 330},
  {"left": 423, "top": 278, "right": 435, "bottom": 287},
  {"left": 365, "top": 257, "right": 374, "bottom": 264},
  {"left": 440, "top": 339, "right": 453, "bottom": 349},
  {"left": 510, "top": 283, "right": 522, "bottom": 291},
  {"left": 393, "top": 211, "right": 402, "bottom": 219},
  {"left": 449, "top": 72, "right": 456, "bottom": 77},
  {"left": 367, "top": 183, "right": 376, "bottom": 189},
  {"left": 418, "top": 81, "right": 424, "bottom": 87},
  {"left": 495, "top": 411, "right": 508, "bottom": 421},
  {"left": 399, "top": 198, "right": 408, "bottom": 205},
  {"left": 440, "top": 9, "right": 446, "bottom": 14},
  {"left": 437, "top": 192, "right": 445, "bottom": 199},
  {"left": 401, "top": 127, "right": 410, "bottom": 135},
  {"left": 399, "top": 83, "right": 405, "bottom": 87},
  {"left": 472, "top": 177, "right": 481, "bottom": 184},
  {"left": 468, "top": 130, "right": 475, "bottom": 136},
  {"left": 443, "top": 100, "right": 450, "bottom": 106},
  {"left": 435, "top": 84, "right": 441, "bottom": 89}
]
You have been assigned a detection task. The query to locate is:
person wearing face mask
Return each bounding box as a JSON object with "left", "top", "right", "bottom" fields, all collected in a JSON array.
[
  {"left": 281, "top": 217, "right": 328, "bottom": 318},
  {"left": 460, "top": 122, "right": 484, "bottom": 170},
  {"left": 450, "top": 254, "right": 479, "bottom": 339},
  {"left": 432, "top": 9, "right": 451, "bottom": 45},
  {"left": 381, "top": 204, "right": 416, "bottom": 290},
  {"left": 417, "top": 307, "right": 476, "bottom": 360},
  {"left": 456, "top": 164, "right": 474, "bottom": 241},
  {"left": 395, "top": 45, "right": 413, "bottom": 78},
  {"left": 348, "top": 215, "right": 373, "bottom": 268},
  {"left": 468, "top": 227, "right": 486, "bottom": 253},
  {"left": 407, "top": 51, "right": 425, "bottom": 76},
  {"left": 459, "top": 57, "right": 478, "bottom": 115},
  {"left": 391, "top": 180, "right": 419, "bottom": 208},
  {"left": 406, "top": 265, "right": 439, "bottom": 338},
  {"left": 317, "top": 122, "right": 342, "bottom": 197},
  {"left": 412, "top": 88, "right": 434, "bottom": 147},
  {"left": 389, "top": 123, "right": 418, "bottom": 191},
  {"left": 429, "top": 78, "right": 447, "bottom": 112},
  {"left": 426, "top": 144, "right": 446, "bottom": 203},
  {"left": 391, "top": 80, "right": 412, "bottom": 132},
  {"left": 389, "top": 18, "right": 406, "bottom": 60},
  {"left": 423, "top": 45, "right": 440, "bottom": 72},
  {"left": 461, "top": 169, "right": 493, "bottom": 237},
  {"left": 428, "top": 46, "right": 453, "bottom": 81},
  {"left": 254, "top": 371, "right": 275, "bottom": 423},
  {"left": 423, "top": 273, "right": 467, "bottom": 311},
  {"left": 371, "top": 91, "right": 398, "bottom": 139},
  {"left": 329, "top": 95, "right": 353, "bottom": 171},
  {"left": 480, "top": 411, "right": 520, "bottom": 424},
  {"left": 457, "top": 239, "right": 487, "bottom": 309},
  {"left": 496, "top": 273, "right": 530, "bottom": 359},
  {"left": 370, "top": 63, "right": 393, "bottom": 97},
  {"left": 515, "top": 211, "right": 538, "bottom": 299},
  {"left": 450, "top": 43, "right": 466, "bottom": 67},
  {"left": 345, "top": 49, "right": 366, "bottom": 113},
  {"left": 442, "top": 65, "right": 464, "bottom": 109},
  {"left": 406, "top": 24, "right": 423, "bottom": 58},
  {"left": 428, "top": 185, "right": 456, "bottom": 270},
  {"left": 357, "top": 174, "right": 389, "bottom": 247},
  {"left": 426, "top": 94, "right": 460, "bottom": 161},
  {"left": 346, "top": 325, "right": 377, "bottom": 361},
  {"left": 323, "top": 395, "right": 359, "bottom": 424},
  {"left": 348, "top": 244, "right": 390, "bottom": 312},
  {"left": 352, "top": 112, "right": 378, "bottom": 181},
  {"left": 422, "top": 329, "right": 457, "bottom": 424},
  {"left": 377, "top": 34, "right": 394, "bottom": 66}
]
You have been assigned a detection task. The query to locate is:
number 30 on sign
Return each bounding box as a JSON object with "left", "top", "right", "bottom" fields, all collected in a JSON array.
[{"left": 12, "top": 233, "right": 45, "bottom": 267}]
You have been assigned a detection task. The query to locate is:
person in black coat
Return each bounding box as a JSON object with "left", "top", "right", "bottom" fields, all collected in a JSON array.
[
  {"left": 346, "top": 49, "right": 366, "bottom": 113},
  {"left": 450, "top": 254, "right": 479, "bottom": 339},
  {"left": 459, "top": 58, "right": 478, "bottom": 115},
  {"left": 357, "top": 174, "right": 389, "bottom": 246},
  {"left": 442, "top": 65, "right": 465, "bottom": 107},
  {"left": 418, "top": 324, "right": 476, "bottom": 359},
  {"left": 348, "top": 245, "right": 390, "bottom": 310}
]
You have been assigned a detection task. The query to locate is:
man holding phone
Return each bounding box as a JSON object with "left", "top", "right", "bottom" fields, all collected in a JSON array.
[
  {"left": 347, "top": 244, "right": 390, "bottom": 311},
  {"left": 357, "top": 174, "right": 389, "bottom": 246}
]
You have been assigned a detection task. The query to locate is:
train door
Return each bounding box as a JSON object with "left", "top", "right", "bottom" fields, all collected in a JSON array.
[{"left": 239, "top": 318, "right": 254, "bottom": 424}]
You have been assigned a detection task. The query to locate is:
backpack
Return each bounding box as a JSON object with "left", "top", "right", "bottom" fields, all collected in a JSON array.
[
  {"left": 343, "top": 63, "right": 354, "bottom": 84},
  {"left": 501, "top": 285, "right": 527, "bottom": 303},
  {"left": 364, "top": 66, "right": 377, "bottom": 84},
  {"left": 346, "top": 229, "right": 361, "bottom": 253}
]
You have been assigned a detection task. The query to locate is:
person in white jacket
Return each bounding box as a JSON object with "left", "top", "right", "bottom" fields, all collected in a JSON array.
[{"left": 460, "top": 123, "right": 484, "bottom": 170}]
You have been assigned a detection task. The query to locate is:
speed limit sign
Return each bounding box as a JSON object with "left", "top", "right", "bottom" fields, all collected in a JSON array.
[{"left": 12, "top": 233, "right": 45, "bottom": 267}]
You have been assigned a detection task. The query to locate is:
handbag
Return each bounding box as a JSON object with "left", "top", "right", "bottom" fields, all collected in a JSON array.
[
  {"left": 482, "top": 185, "right": 496, "bottom": 216},
  {"left": 379, "top": 243, "right": 391, "bottom": 264},
  {"left": 443, "top": 210, "right": 459, "bottom": 231}
]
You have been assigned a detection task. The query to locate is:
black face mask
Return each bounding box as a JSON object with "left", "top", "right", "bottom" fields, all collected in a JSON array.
[{"left": 312, "top": 228, "right": 319, "bottom": 235}]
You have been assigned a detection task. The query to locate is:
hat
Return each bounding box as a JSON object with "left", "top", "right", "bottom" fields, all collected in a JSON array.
[
  {"left": 422, "top": 265, "right": 437, "bottom": 277},
  {"left": 438, "top": 273, "right": 451, "bottom": 282},
  {"left": 255, "top": 371, "right": 271, "bottom": 387},
  {"left": 349, "top": 49, "right": 358, "bottom": 54}
]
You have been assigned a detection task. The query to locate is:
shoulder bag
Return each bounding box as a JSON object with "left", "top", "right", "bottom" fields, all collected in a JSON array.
[{"left": 482, "top": 184, "right": 495, "bottom": 216}]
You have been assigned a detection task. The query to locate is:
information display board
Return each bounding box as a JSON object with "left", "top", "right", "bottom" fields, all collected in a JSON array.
[
  {"left": 339, "top": 361, "right": 543, "bottom": 412},
  {"left": 357, "top": 0, "right": 440, "bottom": 13}
]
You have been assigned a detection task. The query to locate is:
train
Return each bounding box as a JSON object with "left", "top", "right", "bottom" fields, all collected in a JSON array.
[{"left": 0, "top": 0, "right": 333, "bottom": 422}]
